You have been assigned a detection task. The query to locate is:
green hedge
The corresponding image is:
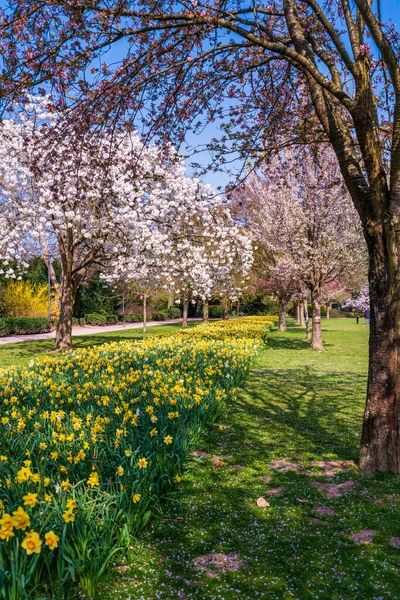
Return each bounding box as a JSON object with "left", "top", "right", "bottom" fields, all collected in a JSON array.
[
  {"left": 0, "top": 316, "right": 52, "bottom": 336},
  {"left": 84, "top": 312, "right": 107, "bottom": 325},
  {"left": 123, "top": 313, "right": 143, "bottom": 323},
  {"left": 154, "top": 308, "right": 182, "bottom": 320}
]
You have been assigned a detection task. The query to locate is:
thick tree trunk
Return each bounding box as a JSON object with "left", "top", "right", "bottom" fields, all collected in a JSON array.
[
  {"left": 203, "top": 298, "right": 209, "bottom": 323},
  {"left": 143, "top": 295, "right": 147, "bottom": 334},
  {"left": 236, "top": 301, "right": 240, "bottom": 316},
  {"left": 54, "top": 267, "right": 74, "bottom": 350},
  {"left": 359, "top": 237, "right": 400, "bottom": 474},
  {"left": 304, "top": 299, "right": 310, "bottom": 340},
  {"left": 278, "top": 298, "right": 287, "bottom": 332},
  {"left": 182, "top": 293, "right": 189, "bottom": 328},
  {"left": 326, "top": 304, "right": 330, "bottom": 319},
  {"left": 311, "top": 287, "right": 323, "bottom": 350}
]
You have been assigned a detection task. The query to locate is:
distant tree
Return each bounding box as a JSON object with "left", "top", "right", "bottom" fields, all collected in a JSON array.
[{"left": 234, "top": 148, "right": 366, "bottom": 349}]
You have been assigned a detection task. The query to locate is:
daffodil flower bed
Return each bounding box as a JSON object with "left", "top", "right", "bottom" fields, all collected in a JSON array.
[
  {"left": 178, "top": 316, "right": 277, "bottom": 342},
  {"left": 0, "top": 318, "right": 273, "bottom": 599}
]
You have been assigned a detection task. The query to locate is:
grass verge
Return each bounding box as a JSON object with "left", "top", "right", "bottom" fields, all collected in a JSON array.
[{"left": 100, "top": 319, "right": 400, "bottom": 600}]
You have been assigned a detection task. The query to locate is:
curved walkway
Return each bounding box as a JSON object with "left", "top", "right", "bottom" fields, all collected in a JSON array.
[{"left": 0, "top": 318, "right": 201, "bottom": 345}]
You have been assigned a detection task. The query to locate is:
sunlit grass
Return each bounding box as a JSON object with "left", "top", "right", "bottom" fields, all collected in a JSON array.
[{"left": 100, "top": 319, "right": 400, "bottom": 600}]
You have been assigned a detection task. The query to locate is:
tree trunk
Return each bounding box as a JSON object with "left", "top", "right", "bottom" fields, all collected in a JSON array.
[
  {"left": 236, "top": 301, "right": 240, "bottom": 316},
  {"left": 203, "top": 298, "right": 209, "bottom": 323},
  {"left": 54, "top": 264, "right": 74, "bottom": 350},
  {"left": 182, "top": 293, "right": 189, "bottom": 328},
  {"left": 167, "top": 289, "right": 174, "bottom": 318},
  {"left": 326, "top": 304, "right": 330, "bottom": 319},
  {"left": 278, "top": 298, "right": 287, "bottom": 332},
  {"left": 304, "top": 299, "right": 310, "bottom": 340},
  {"left": 311, "top": 287, "right": 323, "bottom": 350},
  {"left": 299, "top": 302, "right": 305, "bottom": 327},
  {"left": 294, "top": 302, "right": 299, "bottom": 323},
  {"left": 359, "top": 237, "right": 400, "bottom": 474},
  {"left": 143, "top": 295, "right": 147, "bottom": 334}
]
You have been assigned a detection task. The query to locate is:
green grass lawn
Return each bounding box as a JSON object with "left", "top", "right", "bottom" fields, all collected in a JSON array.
[
  {"left": 98, "top": 319, "right": 400, "bottom": 600},
  {"left": 0, "top": 322, "right": 197, "bottom": 369}
]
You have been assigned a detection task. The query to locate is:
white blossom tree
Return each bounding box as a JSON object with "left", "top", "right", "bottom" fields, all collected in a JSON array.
[{"left": 0, "top": 100, "right": 226, "bottom": 348}]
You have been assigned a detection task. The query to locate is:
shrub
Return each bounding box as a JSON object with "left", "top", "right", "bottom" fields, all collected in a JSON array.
[
  {"left": 154, "top": 307, "right": 181, "bottom": 320},
  {"left": 0, "top": 316, "right": 52, "bottom": 336},
  {"left": 85, "top": 312, "right": 107, "bottom": 325},
  {"left": 208, "top": 305, "right": 223, "bottom": 318},
  {"left": 124, "top": 313, "right": 143, "bottom": 323},
  {"left": 3, "top": 280, "right": 56, "bottom": 318},
  {"left": 72, "top": 317, "right": 86, "bottom": 326},
  {"left": 105, "top": 314, "right": 118, "bottom": 324},
  {"left": 329, "top": 308, "right": 355, "bottom": 319}
]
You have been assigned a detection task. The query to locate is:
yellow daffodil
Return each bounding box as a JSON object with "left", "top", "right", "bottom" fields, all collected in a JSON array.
[
  {"left": 45, "top": 530, "right": 59, "bottom": 550},
  {"left": 87, "top": 471, "right": 100, "bottom": 487},
  {"left": 164, "top": 435, "right": 173, "bottom": 445},
  {"left": 138, "top": 458, "right": 148, "bottom": 469},
  {"left": 21, "top": 530, "right": 42, "bottom": 555},
  {"left": 23, "top": 493, "right": 39, "bottom": 508},
  {"left": 12, "top": 506, "right": 31, "bottom": 530},
  {"left": 132, "top": 493, "right": 141, "bottom": 504},
  {"left": 62, "top": 509, "right": 75, "bottom": 523}
]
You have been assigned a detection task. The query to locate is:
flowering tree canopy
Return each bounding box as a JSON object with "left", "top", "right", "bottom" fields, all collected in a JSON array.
[
  {"left": 234, "top": 148, "right": 366, "bottom": 348},
  {"left": 0, "top": 99, "right": 251, "bottom": 347}
]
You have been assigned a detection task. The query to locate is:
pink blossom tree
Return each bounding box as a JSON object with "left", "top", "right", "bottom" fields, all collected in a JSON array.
[{"left": 235, "top": 148, "right": 366, "bottom": 349}]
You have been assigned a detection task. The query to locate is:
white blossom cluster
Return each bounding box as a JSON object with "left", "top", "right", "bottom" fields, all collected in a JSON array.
[{"left": 0, "top": 98, "right": 253, "bottom": 307}]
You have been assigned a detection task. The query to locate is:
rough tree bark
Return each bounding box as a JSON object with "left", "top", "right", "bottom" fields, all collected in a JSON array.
[
  {"left": 182, "top": 293, "right": 189, "bottom": 328},
  {"left": 278, "top": 298, "right": 287, "bottom": 332},
  {"left": 359, "top": 226, "right": 400, "bottom": 474},
  {"left": 54, "top": 252, "right": 74, "bottom": 350},
  {"left": 310, "top": 287, "right": 323, "bottom": 350},
  {"left": 203, "top": 298, "right": 209, "bottom": 323}
]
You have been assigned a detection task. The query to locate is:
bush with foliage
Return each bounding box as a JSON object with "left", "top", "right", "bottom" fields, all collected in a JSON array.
[
  {"left": 154, "top": 307, "right": 181, "bottom": 321},
  {"left": 2, "top": 281, "right": 56, "bottom": 318},
  {"left": 0, "top": 316, "right": 52, "bottom": 336},
  {"left": 0, "top": 319, "right": 265, "bottom": 599},
  {"left": 124, "top": 313, "right": 143, "bottom": 323},
  {"left": 84, "top": 313, "right": 107, "bottom": 325}
]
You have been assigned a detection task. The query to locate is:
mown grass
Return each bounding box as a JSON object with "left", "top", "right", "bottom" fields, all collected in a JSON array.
[
  {"left": 99, "top": 319, "right": 400, "bottom": 600},
  {"left": 0, "top": 322, "right": 197, "bottom": 369}
]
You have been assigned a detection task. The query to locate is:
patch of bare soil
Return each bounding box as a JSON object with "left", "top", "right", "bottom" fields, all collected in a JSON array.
[
  {"left": 269, "top": 459, "right": 300, "bottom": 473},
  {"left": 193, "top": 553, "right": 244, "bottom": 578},
  {"left": 350, "top": 529, "right": 377, "bottom": 544},
  {"left": 312, "top": 480, "right": 356, "bottom": 498}
]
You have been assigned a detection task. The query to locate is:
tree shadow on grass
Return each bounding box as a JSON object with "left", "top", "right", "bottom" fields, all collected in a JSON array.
[
  {"left": 104, "top": 360, "right": 400, "bottom": 599},
  {"left": 236, "top": 365, "right": 367, "bottom": 462},
  {"left": 267, "top": 323, "right": 333, "bottom": 351}
]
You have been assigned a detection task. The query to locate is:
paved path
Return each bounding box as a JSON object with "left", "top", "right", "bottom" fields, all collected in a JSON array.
[{"left": 0, "top": 318, "right": 201, "bottom": 345}]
